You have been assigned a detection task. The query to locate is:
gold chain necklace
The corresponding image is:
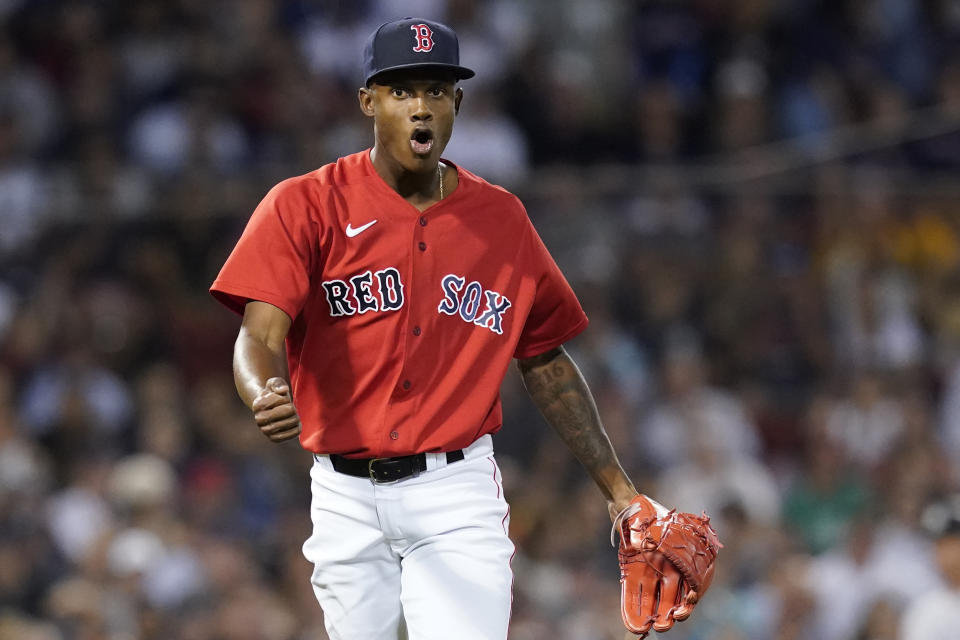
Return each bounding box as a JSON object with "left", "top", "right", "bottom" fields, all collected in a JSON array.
[{"left": 438, "top": 163, "right": 444, "bottom": 200}]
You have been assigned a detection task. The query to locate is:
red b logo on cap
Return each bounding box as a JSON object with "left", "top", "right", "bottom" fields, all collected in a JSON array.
[{"left": 411, "top": 24, "right": 434, "bottom": 52}]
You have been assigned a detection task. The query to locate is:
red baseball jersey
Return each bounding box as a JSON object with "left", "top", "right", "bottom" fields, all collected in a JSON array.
[{"left": 211, "top": 150, "right": 588, "bottom": 457}]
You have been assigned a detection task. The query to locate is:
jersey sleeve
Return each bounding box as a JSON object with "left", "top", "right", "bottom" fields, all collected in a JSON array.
[
  {"left": 210, "top": 178, "right": 320, "bottom": 320},
  {"left": 513, "top": 217, "right": 589, "bottom": 359}
]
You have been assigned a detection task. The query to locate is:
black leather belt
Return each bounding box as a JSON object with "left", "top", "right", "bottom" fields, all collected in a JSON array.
[{"left": 330, "top": 450, "right": 465, "bottom": 483}]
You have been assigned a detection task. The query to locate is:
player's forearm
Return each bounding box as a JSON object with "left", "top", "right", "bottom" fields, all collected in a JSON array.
[
  {"left": 518, "top": 347, "right": 637, "bottom": 509},
  {"left": 233, "top": 327, "right": 289, "bottom": 410}
]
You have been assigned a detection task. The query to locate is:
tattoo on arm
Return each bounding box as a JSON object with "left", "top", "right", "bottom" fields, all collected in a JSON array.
[{"left": 518, "top": 347, "right": 622, "bottom": 487}]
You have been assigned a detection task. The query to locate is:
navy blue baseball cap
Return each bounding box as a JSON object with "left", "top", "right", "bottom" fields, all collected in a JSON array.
[{"left": 362, "top": 17, "right": 475, "bottom": 86}]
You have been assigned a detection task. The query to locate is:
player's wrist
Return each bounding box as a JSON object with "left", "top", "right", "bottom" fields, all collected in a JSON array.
[{"left": 607, "top": 475, "right": 640, "bottom": 508}]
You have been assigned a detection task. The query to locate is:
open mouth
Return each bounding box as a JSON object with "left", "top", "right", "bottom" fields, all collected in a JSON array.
[{"left": 410, "top": 128, "right": 434, "bottom": 155}]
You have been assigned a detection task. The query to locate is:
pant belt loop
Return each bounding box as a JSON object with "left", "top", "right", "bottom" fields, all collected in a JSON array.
[{"left": 425, "top": 451, "right": 443, "bottom": 473}]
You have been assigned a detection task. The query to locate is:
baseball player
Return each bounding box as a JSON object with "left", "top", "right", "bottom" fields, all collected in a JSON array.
[{"left": 211, "top": 17, "right": 717, "bottom": 640}]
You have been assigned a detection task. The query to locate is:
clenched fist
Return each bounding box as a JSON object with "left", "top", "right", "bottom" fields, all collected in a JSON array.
[{"left": 251, "top": 377, "right": 301, "bottom": 442}]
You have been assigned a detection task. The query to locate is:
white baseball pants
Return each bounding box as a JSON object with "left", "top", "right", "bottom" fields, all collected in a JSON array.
[{"left": 302, "top": 435, "right": 515, "bottom": 639}]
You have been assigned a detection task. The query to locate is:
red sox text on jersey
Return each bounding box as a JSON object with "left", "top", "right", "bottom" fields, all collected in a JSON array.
[{"left": 321, "top": 269, "right": 512, "bottom": 335}]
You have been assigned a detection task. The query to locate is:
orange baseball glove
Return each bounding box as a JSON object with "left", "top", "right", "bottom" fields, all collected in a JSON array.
[{"left": 612, "top": 495, "right": 721, "bottom": 637}]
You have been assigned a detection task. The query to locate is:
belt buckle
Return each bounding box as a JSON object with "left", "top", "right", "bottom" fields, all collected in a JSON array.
[
  {"left": 367, "top": 456, "right": 420, "bottom": 483},
  {"left": 368, "top": 458, "right": 386, "bottom": 482}
]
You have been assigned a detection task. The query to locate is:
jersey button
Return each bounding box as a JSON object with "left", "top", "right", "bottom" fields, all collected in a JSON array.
[
  {"left": 418, "top": 241, "right": 427, "bottom": 251},
  {"left": 402, "top": 379, "right": 411, "bottom": 390},
  {"left": 419, "top": 216, "right": 427, "bottom": 227},
  {"left": 412, "top": 326, "right": 422, "bottom": 336},
  {"left": 390, "top": 431, "right": 399, "bottom": 440}
]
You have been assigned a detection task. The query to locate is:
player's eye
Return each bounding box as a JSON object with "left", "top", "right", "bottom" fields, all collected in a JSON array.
[
  {"left": 391, "top": 87, "right": 407, "bottom": 98},
  {"left": 428, "top": 87, "right": 444, "bottom": 97}
]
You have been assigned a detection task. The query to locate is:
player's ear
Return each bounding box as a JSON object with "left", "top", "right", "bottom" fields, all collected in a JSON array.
[
  {"left": 454, "top": 87, "right": 463, "bottom": 115},
  {"left": 358, "top": 86, "right": 375, "bottom": 117}
]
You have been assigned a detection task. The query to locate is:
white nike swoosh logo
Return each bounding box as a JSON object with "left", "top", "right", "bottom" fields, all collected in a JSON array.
[{"left": 345, "top": 220, "right": 378, "bottom": 238}]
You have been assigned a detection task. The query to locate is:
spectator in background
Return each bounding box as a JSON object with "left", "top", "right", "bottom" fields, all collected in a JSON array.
[
  {"left": 900, "top": 495, "right": 960, "bottom": 640},
  {"left": 0, "top": 106, "right": 47, "bottom": 256},
  {"left": 938, "top": 337, "right": 960, "bottom": 462},
  {"left": 783, "top": 403, "right": 873, "bottom": 555},
  {"left": 127, "top": 82, "right": 252, "bottom": 176},
  {"left": 823, "top": 372, "right": 904, "bottom": 472},
  {"left": 806, "top": 519, "right": 879, "bottom": 640},
  {"left": 858, "top": 474, "right": 944, "bottom": 609},
  {"left": 637, "top": 336, "right": 761, "bottom": 473},
  {"left": 0, "top": 39, "right": 59, "bottom": 155},
  {"left": 714, "top": 52, "right": 770, "bottom": 152}
]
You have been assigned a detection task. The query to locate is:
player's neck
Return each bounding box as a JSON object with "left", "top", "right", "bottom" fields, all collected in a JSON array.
[{"left": 370, "top": 146, "right": 442, "bottom": 205}]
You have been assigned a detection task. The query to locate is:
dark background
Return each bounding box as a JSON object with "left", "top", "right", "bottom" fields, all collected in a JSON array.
[{"left": 1, "top": 1, "right": 960, "bottom": 639}]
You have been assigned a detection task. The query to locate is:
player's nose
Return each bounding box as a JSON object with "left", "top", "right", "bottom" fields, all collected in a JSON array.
[{"left": 410, "top": 97, "right": 432, "bottom": 121}]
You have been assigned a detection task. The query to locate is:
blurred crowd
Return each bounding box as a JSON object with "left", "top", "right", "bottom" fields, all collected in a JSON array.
[{"left": 2, "top": 1, "right": 960, "bottom": 639}]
